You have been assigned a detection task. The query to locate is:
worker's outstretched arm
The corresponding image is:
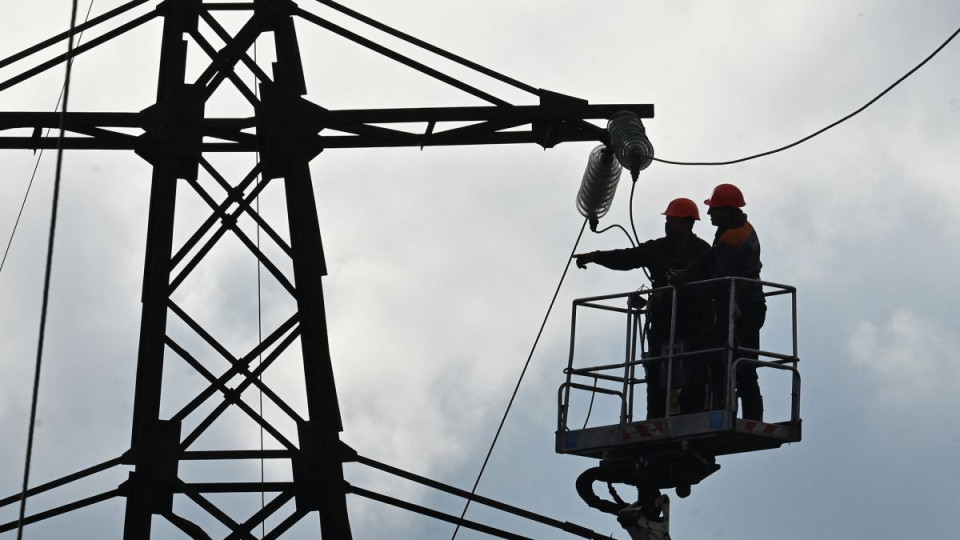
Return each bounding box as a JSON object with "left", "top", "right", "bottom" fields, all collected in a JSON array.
[{"left": 574, "top": 242, "right": 656, "bottom": 270}]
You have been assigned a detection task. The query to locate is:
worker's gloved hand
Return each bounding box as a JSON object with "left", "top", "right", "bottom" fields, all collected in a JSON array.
[
  {"left": 667, "top": 268, "right": 692, "bottom": 285},
  {"left": 628, "top": 293, "right": 648, "bottom": 309},
  {"left": 574, "top": 252, "right": 595, "bottom": 269}
]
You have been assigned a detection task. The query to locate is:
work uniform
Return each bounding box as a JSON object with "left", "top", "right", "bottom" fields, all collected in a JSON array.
[
  {"left": 706, "top": 212, "right": 766, "bottom": 421},
  {"left": 585, "top": 235, "right": 711, "bottom": 418}
]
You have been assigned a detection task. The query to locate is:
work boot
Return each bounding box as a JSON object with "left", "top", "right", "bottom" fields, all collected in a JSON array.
[{"left": 741, "top": 392, "right": 763, "bottom": 421}]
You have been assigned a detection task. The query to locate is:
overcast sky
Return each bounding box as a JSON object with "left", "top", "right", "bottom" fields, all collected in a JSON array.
[{"left": 1, "top": 1, "right": 960, "bottom": 539}]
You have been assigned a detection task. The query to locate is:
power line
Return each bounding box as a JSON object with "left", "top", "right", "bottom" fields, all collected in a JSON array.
[
  {"left": 311, "top": 0, "right": 540, "bottom": 97},
  {"left": 450, "top": 218, "right": 588, "bottom": 540},
  {"left": 653, "top": 23, "right": 960, "bottom": 166},
  {"left": 253, "top": 38, "right": 267, "bottom": 540},
  {"left": 0, "top": 0, "right": 97, "bottom": 276},
  {"left": 310, "top": 0, "right": 959, "bottom": 168},
  {"left": 0, "top": 149, "right": 46, "bottom": 275},
  {"left": 17, "top": 2, "right": 80, "bottom": 539}
]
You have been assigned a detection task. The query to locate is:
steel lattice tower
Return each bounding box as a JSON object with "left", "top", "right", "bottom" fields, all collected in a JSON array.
[{"left": 0, "top": 0, "right": 652, "bottom": 537}]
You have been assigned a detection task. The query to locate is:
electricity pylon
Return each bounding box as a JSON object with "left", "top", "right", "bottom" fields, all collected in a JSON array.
[{"left": 0, "top": 1, "right": 652, "bottom": 537}]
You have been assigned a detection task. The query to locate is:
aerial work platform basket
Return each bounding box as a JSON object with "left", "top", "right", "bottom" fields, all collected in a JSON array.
[{"left": 556, "top": 277, "right": 802, "bottom": 462}]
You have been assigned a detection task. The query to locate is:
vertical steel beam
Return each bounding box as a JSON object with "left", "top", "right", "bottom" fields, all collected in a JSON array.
[
  {"left": 260, "top": 5, "right": 353, "bottom": 538},
  {"left": 123, "top": 1, "right": 199, "bottom": 538},
  {"left": 283, "top": 158, "right": 340, "bottom": 430}
]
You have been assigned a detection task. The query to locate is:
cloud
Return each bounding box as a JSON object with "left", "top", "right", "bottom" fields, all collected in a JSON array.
[
  {"left": 847, "top": 307, "right": 960, "bottom": 409},
  {"left": 5, "top": 1, "right": 960, "bottom": 539}
]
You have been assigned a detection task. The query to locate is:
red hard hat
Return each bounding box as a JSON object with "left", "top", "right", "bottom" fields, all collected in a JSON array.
[
  {"left": 704, "top": 183, "right": 746, "bottom": 208},
  {"left": 662, "top": 197, "right": 700, "bottom": 220}
]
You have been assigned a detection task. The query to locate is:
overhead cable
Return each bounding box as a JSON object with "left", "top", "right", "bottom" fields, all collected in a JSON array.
[
  {"left": 311, "top": 1, "right": 960, "bottom": 166},
  {"left": 627, "top": 179, "right": 652, "bottom": 282},
  {"left": 654, "top": 23, "right": 960, "bottom": 166},
  {"left": 311, "top": 0, "right": 541, "bottom": 96},
  {"left": 17, "top": 3, "right": 80, "bottom": 538},
  {"left": 0, "top": 0, "right": 147, "bottom": 70},
  {"left": 593, "top": 223, "right": 635, "bottom": 247},
  {"left": 357, "top": 455, "right": 610, "bottom": 540},
  {"left": 451, "top": 218, "right": 588, "bottom": 540},
  {"left": 0, "top": 0, "right": 97, "bottom": 276},
  {"left": 0, "top": 9, "right": 158, "bottom": 93},
  {"left": 296, "top": 8, "right": 510, "bottom": 106},
  {"left": 0, "top": 455, "right": 122, "bottom": 509},
  {"left": 253, "top": 38, "right": 267, "bottom": 540}
]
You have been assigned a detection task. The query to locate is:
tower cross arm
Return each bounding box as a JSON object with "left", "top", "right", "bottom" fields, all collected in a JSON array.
[
  {"left": 324, "top": 103, "right": 653, "bottom": 124},
  {"left": 0, "top": 102, "right": 652, "bottom": 151}
]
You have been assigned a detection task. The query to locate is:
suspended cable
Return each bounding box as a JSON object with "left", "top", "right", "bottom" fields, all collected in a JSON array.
[
  {"left": 310, "top": 0, "right": 541, "bottom": 97},
  {"left": 295, "top": 8, "right": 510, "bottom": 107},
  {"left": 450, "top": 218, "right": 588, "bottom": 540},
  {"left": 592, "top": 223, "right": 634, "bottom": 247},
  {"left": 581, "top": 377, "right": 599, "bottom": 429},
  {"left": 0, "top": 10, "right": 158, "bottom": 94},
  {"left": 0, "top": 0, "right": 97, "bottom": 277},
  {"left": 654, "top": 22, "right": 960, "bottom": 166},
  {"left": 312, "top": 0, "right": 959, "bottom": 169},
  {"left": 17, "top": 2, "right": 80, "bottom": 539},
  {"left": 0, "top": 0, "right": 147, "bottom": 70},
  {"left": 0, "top": 154, "right": 44, "bottom": 275},
  {"left": 626, "top": 179, "right": 652, "bottom": 283},
  {"left": 253, "top": 38, "right": 267, "bottom": 540},
  {"left": 627, "top": 180, "right": 640, "bottom": 246},
  {"left": 356, "top": 455, "right": 611, "bottom": 540}
]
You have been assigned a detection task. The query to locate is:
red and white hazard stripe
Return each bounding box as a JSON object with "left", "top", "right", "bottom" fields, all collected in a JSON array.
[
  {"left": 620, "top": 421, "right": 665, "bottom": 441},
  {"left": 743, "top": 421, "right": 779, "bottom": 435}
]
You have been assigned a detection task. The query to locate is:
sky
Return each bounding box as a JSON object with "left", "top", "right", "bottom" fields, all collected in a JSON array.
[{"left": 1, "top": 1, "right": 960, "bottom": 539}]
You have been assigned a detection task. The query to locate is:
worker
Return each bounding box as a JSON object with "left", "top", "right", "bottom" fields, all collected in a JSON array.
[
  {"left": 702, "top": 183, "right": 766, "bottom": 421},
  {"left": 575, "top": 198, "right": 712, "bottom": 418}
]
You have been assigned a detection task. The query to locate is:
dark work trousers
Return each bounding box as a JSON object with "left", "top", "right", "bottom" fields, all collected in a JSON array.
[
  {"left": 645, "top": 308, "right": 708, "bottom": 418},
  {"left": 643, "top": 363, "right": 666, "bottom": 419},
  {"left": 734, "top": 302, "right": 766, "bottom": 421},
  {"left": 710, "top": 301, "right": 766, "bottom": 420},
  {"left": 644, "top": 325, "right": 668, "bottom": 420},
  {"left": 676, "top": 347, "right": 710, "bottom": 415}
]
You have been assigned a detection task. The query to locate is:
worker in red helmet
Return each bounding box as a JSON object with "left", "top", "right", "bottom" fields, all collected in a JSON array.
[
  {"left": 703, "top": 183, "right": 766, "bottom": 421},
  {"left": 575, "top": 197, "right": 712, "bottom": 418}
]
